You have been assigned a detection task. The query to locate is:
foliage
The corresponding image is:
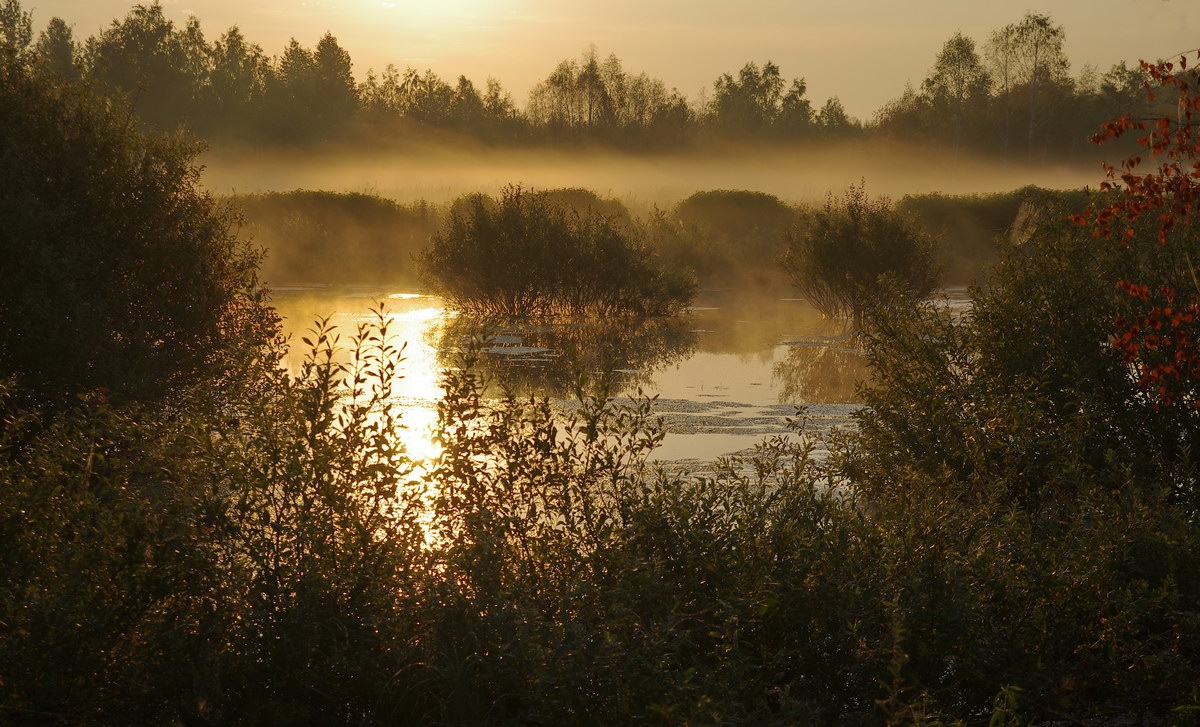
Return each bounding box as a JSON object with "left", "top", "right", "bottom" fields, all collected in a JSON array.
[
  {"left": 898, "top": 186, "right": 1091, "bottom": 284},
  {"left": 848, "top": 209, "right": 1198, "bottom": 513},
  {"left": 31, "top": 16, "right": 80, "bottom": 82},
  {"left": 781, "top": 182, "right": 939, "bottom": 327},
  {"left": 420, "top": 185, "right": 696, "bottom": 317},
  {"left": 3, "top": 302, "right": 1198, "bottom": 725},
  {"left": 1081, "top": 49, "right": 1200, "bottom": 412},
  {"left": 834, "top": 199, "right": 1200, "bottom": 719},
  {"left": 82, "top": 2, "right": 210, "bottom": 131},
  {"left": 650, "top": 189, "right": 798, "bottom": 286},
  {"left": 0, "top": 0, "right": 31, "bottom": 62},
  {"left": 0, "top": 55, "right": 272, "bottom": 405},
  {"left": 921, "top": 32, "right": 991, "bottom": 151},
  {"left": 985, "top": 13, "right": 1070, "bottom": 159},
  {"left": 231, "top": 190, "right": 443, "bottom": 286},
  {"left": 4, "top": 3, "right": 1200, "bottom": 724},
  {"left": 525, "top": 46, "right": 692, "bottom": 145},
  {"left": 0, "top": 308, "right": 428, "bottom": 724},
  {"left": 0, "top": 1, "right": 1170, "bottom": 157}
]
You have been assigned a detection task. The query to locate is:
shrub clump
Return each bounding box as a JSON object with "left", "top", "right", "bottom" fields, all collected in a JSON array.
[
  {"left": 0, "top": 58, "right": 272, "bottom": 406},
  {"left": 232, "top": 190, "right": 443, "bottom": 287},
  {"left": 649, "top": 189, "right": 798, "bottom": 288},
  {"left": 782, "top": 182, "right": 938, "bottom": 328},
  {"left": 420, "top": 185, "right": 696, "bottom": 317}
]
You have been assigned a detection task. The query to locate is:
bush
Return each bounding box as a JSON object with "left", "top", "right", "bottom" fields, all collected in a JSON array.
[
  {"left": 897, "top": 186, "right": 1090, "bottom": 285},
  {"left": 657, "top": 189, "right": 798, "bottom": 286},
  {"left": 0, "top": 57, "right": 272, "bottom": 406},
  {"left": 847, "top": 205, "right": 1200, "bottom": 512},
  {"left": 2, "top": 302, "right": 1198, "bottom": 725},
  {"left": 782, "top": 182, "right": 938, "bottom": 328},
  {"left": 232, "top": 190, "right": 443, "bottom": 287},
  {"left": 420, "top": 185, "right": 696, "bottom": 317},
  {"left": 833, "top": 196, "right": 1200, "bottom": 719}
]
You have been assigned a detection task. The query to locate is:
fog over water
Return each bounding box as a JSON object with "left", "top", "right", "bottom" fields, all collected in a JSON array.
[
  {"left": 222, "top": 139, "right": 1092, "bottom": 463},
  {"left": 201, "top": 139, "right": 1105, "bottom": 209}
]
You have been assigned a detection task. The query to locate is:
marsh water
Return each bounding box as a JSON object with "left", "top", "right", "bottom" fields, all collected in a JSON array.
[{"left": 273, "top": 286, "right": 893, "bottom": 465}]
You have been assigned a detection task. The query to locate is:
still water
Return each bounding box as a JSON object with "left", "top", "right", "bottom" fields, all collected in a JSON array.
[{"left": 272, "top": 286, "right": 871, "bottom": 465}]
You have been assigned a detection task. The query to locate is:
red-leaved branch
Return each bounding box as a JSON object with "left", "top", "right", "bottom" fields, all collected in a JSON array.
[{"left": 1077, "top": 50, "right": 1200, "bottom": 408}]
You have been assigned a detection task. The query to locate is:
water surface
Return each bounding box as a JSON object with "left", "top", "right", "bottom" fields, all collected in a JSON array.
[{"left": 272, "top": 286, "right": 872, "bottom": 464}]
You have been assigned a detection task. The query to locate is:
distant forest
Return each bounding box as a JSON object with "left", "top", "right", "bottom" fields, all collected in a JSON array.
[{"left": 4, "top": 1, "right": 1161, "bottom": 159}]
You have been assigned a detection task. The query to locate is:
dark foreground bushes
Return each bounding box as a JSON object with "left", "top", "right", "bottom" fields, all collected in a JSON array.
[
  {"left": 4, "top": 272, "right": 1199, "bottom": 725},
  {"left": 0, "top": 58, "right": 272, "bottom": 407}
]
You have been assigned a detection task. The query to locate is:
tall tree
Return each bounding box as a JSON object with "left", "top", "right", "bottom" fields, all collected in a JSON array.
[
  {"left": 922, "top": 31, "right": 991, "bottom": 151},
  {"left": 576, "top": 46, "right": 615, "bottom": 128},
  {"left": 986, "top": 13, "right": 1068, "bottom": 159},
  {"left": 83, "top": 2, "right": 206, "bottom": 130},
  {"left": 708, "top": 61, "right": 784, "bottom": 135},
  {"left": 208, "top": 26, "right": 267, "bottom": 131},
  {"left": 1097, "top": 61, "right": 1148, "bottom": 119},
  {"left": 526, "top": 48, "right": 683, "bottom": 142},
  {"left": 527, "top": 58, "right": 579, "bottom": 129},
  {"left": 449, "top": 74, "right": 484, "bottom": 129},
  {"left": 313, "top": 31, "right": 357, "bottom": 130},
  {"left": 263, "top": 38, "right": 316, "bottom": 138},
  {"left": 402, "top": 68, "right": 454, "bottom": 124},
  {"left": 776, "top": 78, "right": 815, "bottom": 136},
  {"left": 0, "top": 58, "right": 271, "bottom": 403},
  {"left": 0, "top": 0, "right": 31, "bottom": 62},
  {"left": 872, "top": 84, "right": 930, "bottom": 141},
  {"left": 32, "top": 16, "right": 80, "bottom": 82},
  {"left": 816, "top": 96, "right": 856, "bottom": 135}
]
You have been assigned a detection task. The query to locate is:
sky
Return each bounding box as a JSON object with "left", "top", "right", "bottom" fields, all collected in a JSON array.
[{"left": 26, "top": 0, "right": 1200, "bottom": 120}]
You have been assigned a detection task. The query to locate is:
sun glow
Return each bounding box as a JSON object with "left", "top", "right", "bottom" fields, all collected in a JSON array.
[
  {"left": 370, "top": 0, "right": 501, "bottom": 30},
  {"left": 274, "top": 290, "right": 451, "bottom": 471}
]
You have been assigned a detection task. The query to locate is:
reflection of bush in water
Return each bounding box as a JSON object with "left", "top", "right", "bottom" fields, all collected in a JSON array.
[
  {"left": 773, "top": 340, "right": 868, "bottom": 404},
  {"left": 436, "top": 315, "right": 696, "bottom": 397}
]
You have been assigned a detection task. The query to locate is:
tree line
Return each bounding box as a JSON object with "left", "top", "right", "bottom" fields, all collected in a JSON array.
[{"left": 0, "top": 0, "right": 1162, "bottom": 157}]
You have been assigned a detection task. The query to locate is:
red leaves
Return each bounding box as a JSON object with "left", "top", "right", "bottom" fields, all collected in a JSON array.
[
  {"left": 1081, "top": 53, "right": 1200, "bottom": 407},
  {"left": 1109, "top": 281, "right": 1200, "bottom": 408}
]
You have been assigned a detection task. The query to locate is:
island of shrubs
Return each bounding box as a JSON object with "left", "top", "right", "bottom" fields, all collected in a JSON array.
[{"left": 419, "top": 186, "right": 697, "bottom": 317}]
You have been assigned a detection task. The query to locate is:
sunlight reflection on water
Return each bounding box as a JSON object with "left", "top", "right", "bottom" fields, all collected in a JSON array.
[{"left": 269, "top": 286, "right": 941, "bottom": 464}]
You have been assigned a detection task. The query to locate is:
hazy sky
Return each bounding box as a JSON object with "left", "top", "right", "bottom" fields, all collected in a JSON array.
[{"left": 27, "top": 0, "right": 1200, "bottom": 119}]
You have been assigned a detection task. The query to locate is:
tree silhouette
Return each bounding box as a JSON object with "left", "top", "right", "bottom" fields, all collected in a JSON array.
[
  {"left": 0, "top": 0, "right": 31, "bottom": 62},
  {"left": 31, "top": 16, "right": 79, "bottom": 82},
  {"left": 922, "top": 31, "right": 991, "bottom": 151},
  {"left": 986, "top": 13, "right": 1068, "bottom": 159},
  {"left": 0, "top": 57, "right": 271, "bottom": 404},
  {"left": 708, "top": 60, "right": 784, "bottom": 135},
  {"left": 83, "top": 2, "right": 207, "bottom": 130}
]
